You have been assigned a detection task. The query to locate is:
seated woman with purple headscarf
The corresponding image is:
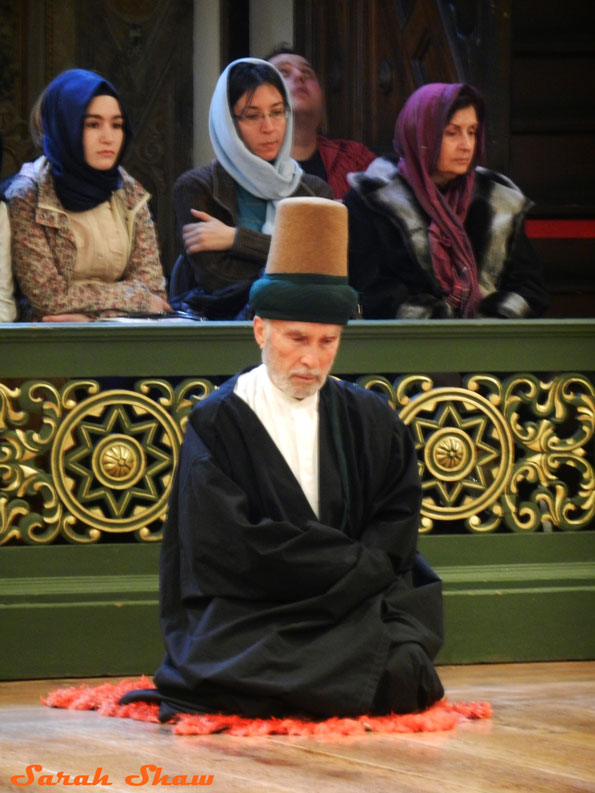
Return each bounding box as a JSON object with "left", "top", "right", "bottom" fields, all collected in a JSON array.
[
  {"left": 6, "top": 68, "right": 169, "bottom": 321},
  {"left": 344, "top": 83, "right": 549, "bottom": 319}
]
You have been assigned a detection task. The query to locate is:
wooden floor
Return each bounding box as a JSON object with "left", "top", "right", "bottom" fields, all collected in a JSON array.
[{"left": 0, "top": 662, "right": 593, "bottom": 793}]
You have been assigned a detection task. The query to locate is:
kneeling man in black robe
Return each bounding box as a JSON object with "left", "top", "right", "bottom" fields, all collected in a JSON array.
[{"left": 125, "top": 197, "right": 444, "bottom": 720}]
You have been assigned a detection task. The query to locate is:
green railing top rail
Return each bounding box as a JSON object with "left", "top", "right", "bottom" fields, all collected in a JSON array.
[{"left": 1, "top": 319, "right": 594, "bottom": 377}]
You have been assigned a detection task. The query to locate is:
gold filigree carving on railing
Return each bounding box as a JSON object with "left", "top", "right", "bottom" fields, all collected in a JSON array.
[
  {"left": 1, "top": 373, "right": 593, "bottom": 544},
  {"left": 0, "top": 378, "right": 214, "bottom": 545},
  {"left": 358, "top": 372, "right": 595, "bottom": 534},
  {"left": 500, "top": 374, "right": 595, "bottom": 532}
]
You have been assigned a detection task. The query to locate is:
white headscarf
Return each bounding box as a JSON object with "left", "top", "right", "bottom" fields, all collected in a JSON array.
[{"left": 208, "top": 58, "right": 303, "bottom": 234}]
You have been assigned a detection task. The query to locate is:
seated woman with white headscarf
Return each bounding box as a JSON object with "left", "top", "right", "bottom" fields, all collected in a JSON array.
[{"left": 169, "top": 58, "right": 333, "bottom": 320}]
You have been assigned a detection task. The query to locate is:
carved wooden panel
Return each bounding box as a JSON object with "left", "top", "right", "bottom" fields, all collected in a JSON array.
[
  {"left": 294, "top": 0, "right": 359, "bottom": 141},
  {"left": 0, "top": 0, "right": 78, "bottom": 179},
  {"left": 0, "top": 0, "right": 193, "bottom": 276},
  {"left": 399, "top": 0, "right": 458, "bottom": 87},
  {"left": 358, "top": 0, "right": 413, "bottom": 155},
  {"left": 295, "top": 0, "right": 460, "bottom": 154},
  {"left": 76, "top": 0, "right": 194, "bottom": 274},
  {"left": 509, "top": 0, "right": 595, "bottom": 214},
  {"left": 2, "top": 369, "right": 593, "bottom": 543}
]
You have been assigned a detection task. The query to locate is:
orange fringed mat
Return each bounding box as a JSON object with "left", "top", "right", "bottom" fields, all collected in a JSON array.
[{"left": 43, "top": 676, "right": 492, "bottom": 737}]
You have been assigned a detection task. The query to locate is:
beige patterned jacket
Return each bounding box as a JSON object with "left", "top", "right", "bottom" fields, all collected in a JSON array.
[{"left": 6, "top": 157, "right": 166, "bottom": 318}]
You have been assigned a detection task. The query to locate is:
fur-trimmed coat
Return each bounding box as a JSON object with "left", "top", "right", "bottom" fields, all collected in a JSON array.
[{"left": 344, "top": 158, "right": 549, "bottom": 319}]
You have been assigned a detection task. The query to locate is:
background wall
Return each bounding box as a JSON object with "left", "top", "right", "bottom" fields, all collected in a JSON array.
[
  {"left": 250, "top": 0, "right": 293, "bottom": 59},
  {"left": 192, "top": 0, "right": 293, "bottom": 167},
  {"left": 0, "top": 0, "right": 194, "bottom": 275},
  {"left": 193, "top": 0, "right": 221, "bottom": 167},
  {"left": 1, "top": 0, "right": 593, "bottom": 312}
]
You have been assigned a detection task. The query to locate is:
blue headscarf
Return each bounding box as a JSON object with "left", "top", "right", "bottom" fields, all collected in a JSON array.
[{"left": 42, "top": 69, "right": 132, "bottom": 211}]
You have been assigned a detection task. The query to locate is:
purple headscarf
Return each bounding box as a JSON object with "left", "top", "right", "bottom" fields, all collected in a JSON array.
[{"left": 393, "top": 83, "right": 485, "bottom": 317}]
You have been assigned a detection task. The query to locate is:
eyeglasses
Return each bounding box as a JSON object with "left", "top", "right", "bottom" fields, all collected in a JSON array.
[{"left": 234, "top": 108, "right": 289, "bottom": 126}]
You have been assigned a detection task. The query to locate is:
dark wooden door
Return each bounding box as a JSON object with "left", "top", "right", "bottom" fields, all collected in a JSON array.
[
  {"left": 295, "top": 0, "right": 459, "bottom": 155},
  {"left": 295, "top": 0, "right": 595, "bottom": 317},
  {"left": 76, "top": 0, "right": 193, "bottom": 274},
  {"left": 0, "top": 0, "right": 193, "bottom": 276}
]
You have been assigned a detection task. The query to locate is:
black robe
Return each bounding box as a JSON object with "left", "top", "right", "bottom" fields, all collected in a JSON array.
[{"left": 138, "top": 374, "right": 444, "bottom": 719}]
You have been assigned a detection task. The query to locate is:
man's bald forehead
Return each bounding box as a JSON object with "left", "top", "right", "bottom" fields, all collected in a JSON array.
[{"left": 269, "top": 53, "right": 316, "bottom": 72}]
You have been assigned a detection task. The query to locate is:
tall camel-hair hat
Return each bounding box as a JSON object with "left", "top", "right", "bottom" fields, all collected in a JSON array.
[{"left": 249, "top": 196, "right": 358, "bottom": 324}]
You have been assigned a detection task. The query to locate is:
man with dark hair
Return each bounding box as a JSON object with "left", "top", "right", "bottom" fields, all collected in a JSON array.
[{"left": 266, "top": 44, "right": 375, "bottom": 199}]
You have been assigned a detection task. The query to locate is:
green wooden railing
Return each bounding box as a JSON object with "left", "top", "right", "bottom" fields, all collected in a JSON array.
[{"left": 1, "top": 319, "right": 594, "bottom": 678}]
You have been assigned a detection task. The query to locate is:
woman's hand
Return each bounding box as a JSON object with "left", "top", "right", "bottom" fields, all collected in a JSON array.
[
  {"left": 149, "top": 294, "right": 171, "bottom": 314},
  {"left": 183, "top": 210, "right": 236, "bottom": 253},
  {"left": 42, "top": 313, "right": 93, "bottom": 322}
]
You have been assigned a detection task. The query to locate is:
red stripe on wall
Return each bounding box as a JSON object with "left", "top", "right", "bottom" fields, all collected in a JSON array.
[{"left": 525, "top": 220, "right": 595, "bottom": 239}]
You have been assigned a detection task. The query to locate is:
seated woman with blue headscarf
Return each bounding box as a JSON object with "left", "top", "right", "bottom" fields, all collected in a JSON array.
[
  {"left": 169, "top": 58, "right": 333, "bottom": 320},
  {"left": 6, "top": 68, "right": 169, "bottom": 321}
]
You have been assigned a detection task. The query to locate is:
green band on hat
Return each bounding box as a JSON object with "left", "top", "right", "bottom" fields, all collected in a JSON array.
[{"left": 249, "top": 273, "right": 358, "bottom": 325}]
